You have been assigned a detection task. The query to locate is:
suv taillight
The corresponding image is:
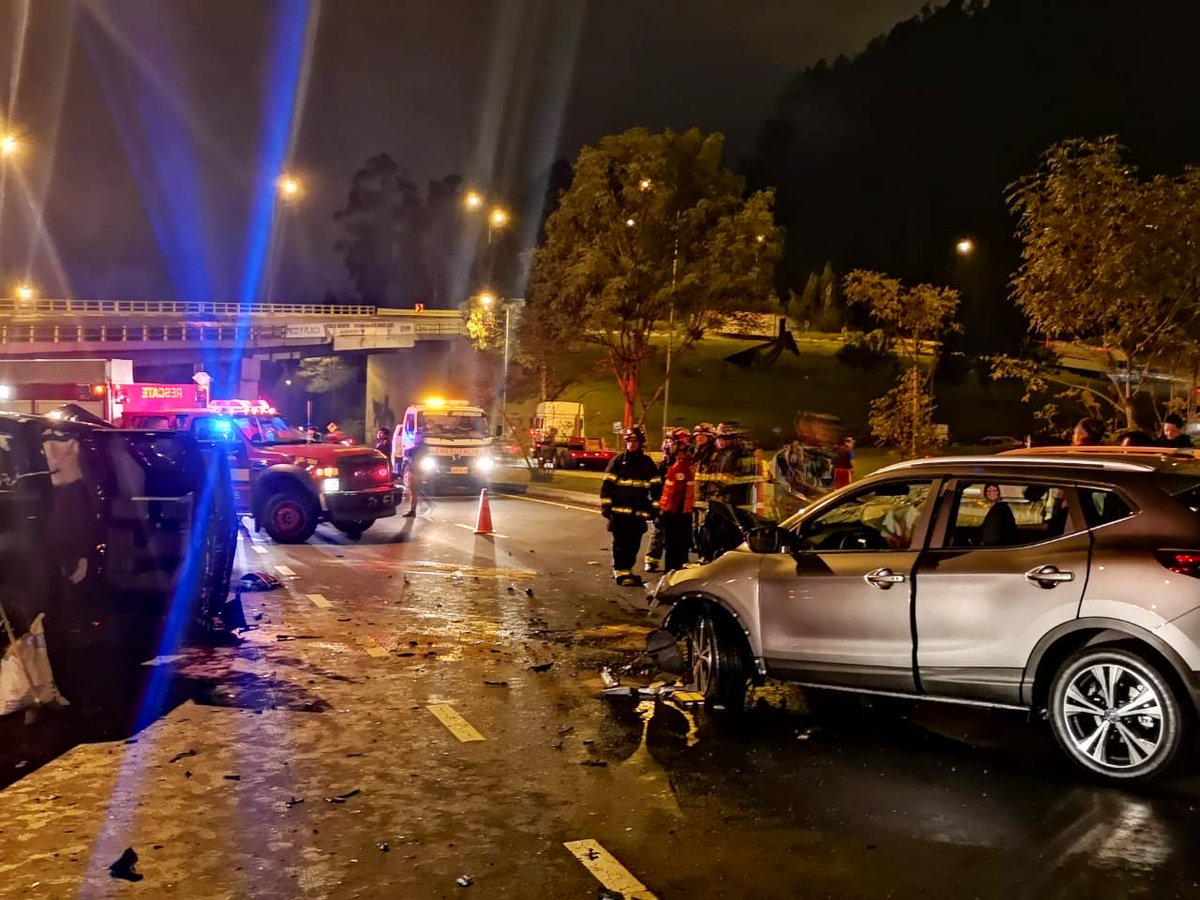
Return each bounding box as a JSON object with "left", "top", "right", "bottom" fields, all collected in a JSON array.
[{"left": 1155, "top": 551, "right": 1200, "bottom": 578}]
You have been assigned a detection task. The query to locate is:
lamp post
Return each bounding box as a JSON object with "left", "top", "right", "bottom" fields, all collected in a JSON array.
[{"left": 479, "top": 291, "right": 512, "bottom": 427}]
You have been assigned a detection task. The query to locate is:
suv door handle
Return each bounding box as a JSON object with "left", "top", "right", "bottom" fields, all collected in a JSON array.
[
  {"left": 1025, "top": 564, "right": 1074, "bottom": 587},
  {"left": 864, "top": 567, "right": 906, "bottom": 589}
]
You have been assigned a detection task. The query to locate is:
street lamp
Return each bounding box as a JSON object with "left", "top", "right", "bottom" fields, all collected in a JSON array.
[
  {"left": 464, "top": 190, "right": 484, "bottom": 211},
  {"left": 487, "top": 206, "right": 509, "bottom": 245},
  {"left": 13, "top": 283, "right": 35, "bottom": 301},
  {"left": 0, "top": 134, "right": 20, "bottom": 160},
  {"left": 277, "top": 173, "right": 303, "bottom": 201},
  {"left": 955, "top": 237, "right": 975, "bottom": 256}
]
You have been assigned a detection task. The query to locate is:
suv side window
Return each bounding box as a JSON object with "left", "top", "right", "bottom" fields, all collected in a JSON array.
[
  {"left": 795, "top": 481, "right": 932, "bottom": 551},
  {"left": 947, "top": 481, "right": 1079, "bottom": 548},
  {"left": 1079, "top": 488, "right": 1134, "bottom": 527}
]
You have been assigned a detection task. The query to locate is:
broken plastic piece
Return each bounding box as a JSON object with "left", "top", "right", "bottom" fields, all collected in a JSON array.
[
  {"left": 239, "top": 572, "right": 281, "bottom": 592},
  {"left": 456, "top": 874, "right": 474, "bottom": 887},
  {"left": 599, "top": 667, "right": 619, "bottom": 688},
  {"left": 109, "top": 847, "right": 142, "bottom": 882},
  {"left": 528, "top": 662, "right": 553, "bottom": 673}
]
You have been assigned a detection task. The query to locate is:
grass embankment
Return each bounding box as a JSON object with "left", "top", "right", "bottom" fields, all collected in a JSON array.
[{"left": 505, "top": 332, "right": 1038, "bottom": 449}]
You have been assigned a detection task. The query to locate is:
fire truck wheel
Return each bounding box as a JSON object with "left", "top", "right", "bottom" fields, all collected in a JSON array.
[
  {"left": 262, "top": 489, "right": 318, "bottom": 544},
  {"left": 333, "top": 520, "right": 372, "bottom": 540}
]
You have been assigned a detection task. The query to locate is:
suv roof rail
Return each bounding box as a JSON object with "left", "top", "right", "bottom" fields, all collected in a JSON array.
[{"left": 875, "top": 455, "right": 1155, "bottom": 476}]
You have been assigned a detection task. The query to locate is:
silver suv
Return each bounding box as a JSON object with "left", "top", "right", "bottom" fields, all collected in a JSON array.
[{"left": 653, "top": 449, "right": 1200, "bottom": 782}]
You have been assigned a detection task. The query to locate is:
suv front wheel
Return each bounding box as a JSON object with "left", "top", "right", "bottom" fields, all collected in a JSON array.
[{"left": 1049, "top": 645, "right": 1187, "bottom": 782}]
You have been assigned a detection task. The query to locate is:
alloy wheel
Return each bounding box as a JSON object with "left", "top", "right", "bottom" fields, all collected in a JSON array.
[{"left": 1060, "top": 661, "right": 1165, "bottom": 770}]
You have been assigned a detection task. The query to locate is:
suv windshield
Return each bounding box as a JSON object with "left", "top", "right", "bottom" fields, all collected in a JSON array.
[
  {"left": 234, "top": 415, "right": 310, "bottom": 445},
  {"left": 422, "top": 413, "right": 489, "bottom": 439}
]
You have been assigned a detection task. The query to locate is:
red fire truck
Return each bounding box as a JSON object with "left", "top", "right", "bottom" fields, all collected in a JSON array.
[
  {"left": 0, "top": 360, "right": 396, "bottom": 543},
  {"left": 122, "top": 399, "right": 397, "bottom": 543}
]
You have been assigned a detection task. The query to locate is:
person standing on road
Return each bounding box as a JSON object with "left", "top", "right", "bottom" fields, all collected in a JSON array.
[
  {"left": 644, "top": 431, "right": 679, "bottom": 574},
  {"left": 658, "top": 431, "right": 696, "bottom": 572},
  {"left": 374, "top": 427, "right": 391, "bottom": 458},
  {"left": 832, "top": 435, "right": 856, "bottom": 489},
  {"left": 1071, "top": 417, "right": 1104, "bottom": 446},
  {"left": 600, "top": 426, "right": 662, "bottom": 587},
  {"left": 1160, "top": 413, "right": 1194, "bottom": 449}
]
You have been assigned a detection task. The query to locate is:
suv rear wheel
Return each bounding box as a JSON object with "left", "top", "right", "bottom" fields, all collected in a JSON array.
[
  {"left": 1048, "top": 645, "right": 1186, "bottom": 782},
  {"left": 262, "top": 489, "right": 318, "bottom": 544}
]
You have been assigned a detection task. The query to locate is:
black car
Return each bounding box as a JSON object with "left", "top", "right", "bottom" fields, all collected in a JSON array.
[{"left": 0, "top": 412, "right": 237, "bottom": 695}]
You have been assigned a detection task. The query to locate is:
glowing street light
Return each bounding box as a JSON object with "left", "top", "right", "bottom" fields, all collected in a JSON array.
[
  {"left": 13, "top": 283, "right": 36, "bottom": 301},
  {"left": 638, "top": 178, "right": 652, "bottom": 192},
  {"left": 277, "top": 173, "right": 303, "bottom": 201},
  {"left": 625, "top": 217, "right": 636, "bottom": 228},
  {"left": 489, "top": 207, "right": 509, "bottom": 229},
  {"left": 955, "top": 237, "right": 975, "bottom": 256},
  {"left": 478, "top": 291, "right": 496, "bottom": 308},
  {"left": 464, "top": 190, "right": 484, "bottom": 211},
  {"left": 0, "top": 134, "right": 20, "bottom": 159}
]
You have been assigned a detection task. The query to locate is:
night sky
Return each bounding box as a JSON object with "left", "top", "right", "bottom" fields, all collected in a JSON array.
[{"left": 0, "top": 0, "right": 927, "bottom": 303}]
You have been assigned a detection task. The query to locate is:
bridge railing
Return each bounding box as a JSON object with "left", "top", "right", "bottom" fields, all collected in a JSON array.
[
  {"left": 0, "top": 318, "right": 467, "bottom": 346},
  {"left": 0, "top": 299, "right": 382, "bottom": 318}
]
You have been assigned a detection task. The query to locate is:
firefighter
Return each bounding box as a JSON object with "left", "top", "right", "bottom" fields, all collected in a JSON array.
[
  {"left": 658, "top": 430, "right": 696, "bottom": 572},
  {"left": 600, "top": 426, "right": 662, "bottom": 586},
  {"left": 697, "top": 424, "right": 756, "bottom": 562},
  {"left": 643, "top": 432, "right": 675, "bottom": 573}
]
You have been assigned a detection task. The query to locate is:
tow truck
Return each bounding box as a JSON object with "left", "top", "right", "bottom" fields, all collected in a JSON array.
[
  {"left": 392, "top": 397, "right": 496, "bottom": 490},
  {"left": 122, "top": 399, "right": 396, "bottom": 543}
]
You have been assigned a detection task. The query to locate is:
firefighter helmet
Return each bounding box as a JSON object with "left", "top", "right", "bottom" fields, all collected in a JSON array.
[{"left": 622, "top": 426, "right": 646, "bottom": 447}]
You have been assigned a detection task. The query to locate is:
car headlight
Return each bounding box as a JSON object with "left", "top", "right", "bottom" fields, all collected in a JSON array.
[
  {"left": 418, "top": 455, "right": 438, "bottom": 474},
  {"left": 321, "top": 477, "right": 341, "bottom": 493},
  {"left": 475, "top": 456, "right": 495, "bottom": 473}
]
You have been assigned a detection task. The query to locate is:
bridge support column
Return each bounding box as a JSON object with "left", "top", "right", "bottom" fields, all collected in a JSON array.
[{"left": 238, "top": 357, "right": 262, "bottom": 400}]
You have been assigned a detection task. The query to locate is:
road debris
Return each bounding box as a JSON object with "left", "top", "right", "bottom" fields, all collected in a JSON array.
[
  {"left": 325, "top": 788, "right": 361, "bottom": 804},
  {"left": 239, "top": 572, "right": 282, "bottom": 592},
  {"left": 456, "top": 875, "right": 474, "bottom": 887},
  {"left": 169, "top": 750, "right": 197, "bottom": 764},
  {"left": 378, "top": 842, "right": 390, "bottom": 852},
  {"left": 223, "top": 774, "right": 241, "bottom": 781},
  {"left": 528, "top": 662, "right": 553, "bottom": 673},
  {"left": 483, "top": 680, "right": 509, "bottom": 687},
  {"left": 524, "top": 587, "right": 534, "bottom": 597},
  {"left": 286, "top": 797, "right": 304, "bottom": 809},
  {"left": 580, "top": 759, "right": 609, "bottom": 767},
  {"left": 109, "top": 847, "right": 143, "bottom": 882}
]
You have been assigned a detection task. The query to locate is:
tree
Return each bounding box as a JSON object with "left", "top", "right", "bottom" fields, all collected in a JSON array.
[
  {"left": 869, "top": 367, "right": 947, "bottom": 459},
  {"left": 523, "top": 127, "right": 782, "bottom": 426},
  {"left": 295, "top": 357, "right": 357, "bottom": 394},
  {"left": 334, "top": 156, "right": 468, "bottom": 308},
  {"left": 843, "top": 269, "right": 959, "bottom": 457},
  {"left": 999, "top": 137, "right": 1200, "bottom": 429}
]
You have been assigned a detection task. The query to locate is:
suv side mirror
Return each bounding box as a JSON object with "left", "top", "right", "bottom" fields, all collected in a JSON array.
[{"left": 747, "top": 525, "right": 782, "bottom": 554}]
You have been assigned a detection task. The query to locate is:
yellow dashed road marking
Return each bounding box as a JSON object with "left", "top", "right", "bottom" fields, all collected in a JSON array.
[
  {"left": 275, "top": 565, "right": 297, "bottom": 577},
  {"left": 307, "top": 593, "right": 332, "bottom": 609},
  {"left": 360, "top": 635, "right": 389, "bottom": 658},
  {"left": 426, "top": 703, "right": 485, "bottom": 742},
  {"left": 564, "top": 840, "right": 657, "bottom": 899}
]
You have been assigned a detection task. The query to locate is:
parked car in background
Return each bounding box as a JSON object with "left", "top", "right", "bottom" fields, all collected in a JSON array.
[{"left": 653, "top": 448, "right": 1200, "bottom": 782}]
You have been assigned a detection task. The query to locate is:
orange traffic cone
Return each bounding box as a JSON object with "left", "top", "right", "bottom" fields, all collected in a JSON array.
[{"left": 474, "top": 488, "right": 494, "bottom": 535}]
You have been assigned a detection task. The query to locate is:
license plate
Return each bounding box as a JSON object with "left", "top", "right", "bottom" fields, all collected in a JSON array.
[{"left": 450, "top": 466, "right": 468, "bottom": 475}]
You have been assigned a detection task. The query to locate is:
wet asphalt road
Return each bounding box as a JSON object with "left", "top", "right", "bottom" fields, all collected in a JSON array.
[{"left": 1, "top": 493, "right": 1199, "bottom": 898}]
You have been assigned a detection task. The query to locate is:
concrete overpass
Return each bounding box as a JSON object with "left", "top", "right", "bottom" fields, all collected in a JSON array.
[{"left": 0, "top": 298, "right": 469, "bottom": 396}]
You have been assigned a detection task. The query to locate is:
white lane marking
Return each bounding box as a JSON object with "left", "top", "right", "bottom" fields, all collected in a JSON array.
[
  {"left": 275, "top": 565, "right": 297, "bottom": 577},
  {"left": 452, "top": 523, "right": 509, "bottom": 538},
  {"left": 251, "top": 546, "right": 268, "bottom": 555},
  {"left": 307, "top": 593, "right": 332, "bottom": 609},
  {"left": 564, "top": 840, "right": 656, "bottom": 899},
  {"left": 501, "top": 492, "right": 599, "bottom": 515}
]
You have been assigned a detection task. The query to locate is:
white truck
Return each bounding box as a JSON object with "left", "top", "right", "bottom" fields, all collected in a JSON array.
[{"left": 391, "top": 397, "right": 497, "bottom": 489}]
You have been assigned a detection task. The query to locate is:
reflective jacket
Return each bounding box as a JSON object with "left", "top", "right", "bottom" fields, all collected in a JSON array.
[
  {"left": 600, "top": 450, "right": 662, "bottom": 520},
  {"left": 658, "top": 458, "right": 695, "bottom": 515}
]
